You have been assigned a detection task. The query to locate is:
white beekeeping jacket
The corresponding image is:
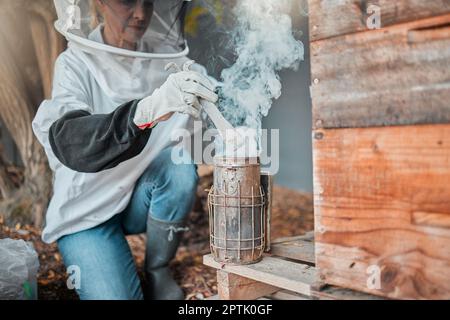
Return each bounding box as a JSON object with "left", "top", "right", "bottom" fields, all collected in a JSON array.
[{"left": 32, "top": 0, "right": 206, "bottom": 243}]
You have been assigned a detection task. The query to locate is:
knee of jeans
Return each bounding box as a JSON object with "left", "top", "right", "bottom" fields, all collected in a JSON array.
[
  {"left": 160, "top": 148, "right": 198, "bottom": 192},
  {"left": 141, "top": 147, "right": 198, "bottom": 197},
  {"left": 169, "top": 162, "right": 199, "bottom": 197}
]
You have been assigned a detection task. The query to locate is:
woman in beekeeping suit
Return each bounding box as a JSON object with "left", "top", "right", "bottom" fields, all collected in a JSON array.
[{"left": 32, "top": 0, "right": 218, "bottom": 300}]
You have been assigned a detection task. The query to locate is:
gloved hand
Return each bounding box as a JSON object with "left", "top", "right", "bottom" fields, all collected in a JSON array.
[{"left": 133, "top": 61, "right": 218, "bottom": 129}]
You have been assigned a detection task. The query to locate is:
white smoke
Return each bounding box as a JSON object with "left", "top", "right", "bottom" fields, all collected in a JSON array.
[{"left": 216, "top": 0, "right": 304, "bottom": 154}]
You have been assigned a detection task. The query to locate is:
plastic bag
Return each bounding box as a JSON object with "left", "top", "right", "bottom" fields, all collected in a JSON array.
[{"left": 0, "top": 238, "right": 39, "bottom": 300}]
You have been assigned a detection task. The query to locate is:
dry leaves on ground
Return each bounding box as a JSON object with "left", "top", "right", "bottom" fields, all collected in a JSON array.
[{"left": 0, "top": 167, "right": 313, "bottom": 300}]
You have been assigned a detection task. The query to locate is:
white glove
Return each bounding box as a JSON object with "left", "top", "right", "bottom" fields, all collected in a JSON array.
[{"left": 133, "top": 61, "right": 218, "bottom": 129}]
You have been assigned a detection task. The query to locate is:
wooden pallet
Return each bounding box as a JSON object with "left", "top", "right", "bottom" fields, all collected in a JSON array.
[{"left": 203, "top": 232, "right": 383, "bottom": 300}]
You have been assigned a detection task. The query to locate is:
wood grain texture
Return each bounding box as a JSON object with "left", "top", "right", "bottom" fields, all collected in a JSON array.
[
  {"left": 313, "top": 124, "right": 450, "bottom": 299},
  {"left": 204, "top": 254, "right": 319, "bottom": 296},
  {"left": 217, "top": 270, "right": 279, "bottom": 300},
  {"left": 311, "top": 285, "right": 385, "bottom": 300},
  {"left": 308, "top": 0, "right": 450, "bottom": 41},
  {"left": 311, "top": 14, "right": 450, "bottom": 129},
  {"left": 270, "top": 231, "right": 315, "bottom": 264},
  {"left": 0, "top": 0, "right": 64, "bottom": 226},
  {"left": 267, "top": 290, "right": 311, "bottom": 300}
]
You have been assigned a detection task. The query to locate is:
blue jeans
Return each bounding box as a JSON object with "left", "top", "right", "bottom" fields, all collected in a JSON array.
[{"left": 57, "top": 148, "right": 199, "bottom": 300}]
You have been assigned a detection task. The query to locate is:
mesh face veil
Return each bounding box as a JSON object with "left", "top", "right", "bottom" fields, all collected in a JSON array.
[
  {"left": 52, "top": 0, "right": 195, "bottom": 103},
  {"left": 54, "top": 0, "right": 190, "bottom": 58}
]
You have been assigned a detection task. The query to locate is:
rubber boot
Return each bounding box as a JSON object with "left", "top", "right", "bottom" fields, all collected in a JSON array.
[{"left": 145, "top": 216, "right": 188, "bottom": 300}]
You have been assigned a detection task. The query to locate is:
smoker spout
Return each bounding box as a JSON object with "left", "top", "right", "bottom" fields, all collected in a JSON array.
[{"left": 200, "top": 99, "right": 234, "bottom": 138}]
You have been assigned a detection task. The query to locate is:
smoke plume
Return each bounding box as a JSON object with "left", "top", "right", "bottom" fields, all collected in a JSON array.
[{"left": 217, "top": 0, "right": 304, "bottom": 138}]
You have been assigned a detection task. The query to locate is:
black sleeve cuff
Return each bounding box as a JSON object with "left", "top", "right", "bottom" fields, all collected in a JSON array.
[{"left": 49, "top": 100, "right": 153, "bottom": 173}]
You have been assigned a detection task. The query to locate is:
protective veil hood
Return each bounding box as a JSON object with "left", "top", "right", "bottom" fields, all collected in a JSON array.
[{"left": 53, "top": 0, "right": 193, "bottom": 102}]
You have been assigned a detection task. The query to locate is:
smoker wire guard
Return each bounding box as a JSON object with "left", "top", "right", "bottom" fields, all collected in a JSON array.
[{"left": 207, "top": 181, "right": 270, "bottom": 265}]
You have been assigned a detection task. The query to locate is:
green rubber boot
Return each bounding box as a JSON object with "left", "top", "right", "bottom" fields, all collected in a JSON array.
[{"left": 145, "top": 216, "right": 188, "bottom": 300}]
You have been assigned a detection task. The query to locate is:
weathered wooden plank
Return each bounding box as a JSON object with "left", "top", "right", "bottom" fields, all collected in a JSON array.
[
  {"left": 217, "top": 270, "right": 279, "bottom": 300},
  {"left": 308, "top": 0, "right": 450, "bottom": 41},
  {"left": 207, "top": 290, "right": 311, "bottom": 300},
  {"left": 270, "top": 236, "right": 315, "bottom": 264},
  {"left": 266, "top": 290, "right": 311, "bottom": 300},
  {"left": 311, "top": 14, "right": 450, "bottom": 129},
  {"left": 270, "top": 230, "right": 314, "bottom": 244},
  {"left": 203, "top": 254, "right": 319, "bottom": 296},
  {"left": 312, "top": 285, "right": 385, "bottom": 300},
  {"left": 210, "top": 287, "right": 382, "bottom": 300},
  {"left": 313, "top": 124, "right": 450, "bottom": 299}
]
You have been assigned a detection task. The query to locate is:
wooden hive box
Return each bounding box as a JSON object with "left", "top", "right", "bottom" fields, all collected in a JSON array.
[{"left": 309, "top": 0, "right": 450, "bottom": 299}]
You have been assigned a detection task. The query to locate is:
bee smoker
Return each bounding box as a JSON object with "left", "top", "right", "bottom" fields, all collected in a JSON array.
[{"left": 208, "top": 156, "right": 272, "bottom": 265}]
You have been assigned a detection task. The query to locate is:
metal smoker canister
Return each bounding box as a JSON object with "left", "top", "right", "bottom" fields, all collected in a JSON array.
[
  {"left": 209, "top": 156, "right": 266, "bottom": 265},
  {"left": 260, "top": 171, "right": 273, "bottom": 253}
]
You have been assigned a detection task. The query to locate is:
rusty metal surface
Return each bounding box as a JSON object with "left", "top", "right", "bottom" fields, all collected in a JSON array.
[{"left": 209, "top": 156, "right": 266, "bottom": 265}]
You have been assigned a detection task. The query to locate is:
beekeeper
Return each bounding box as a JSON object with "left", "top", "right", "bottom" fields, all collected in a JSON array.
[{"left": 32, "top": 0, "right": 217, "bottom": 300}]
